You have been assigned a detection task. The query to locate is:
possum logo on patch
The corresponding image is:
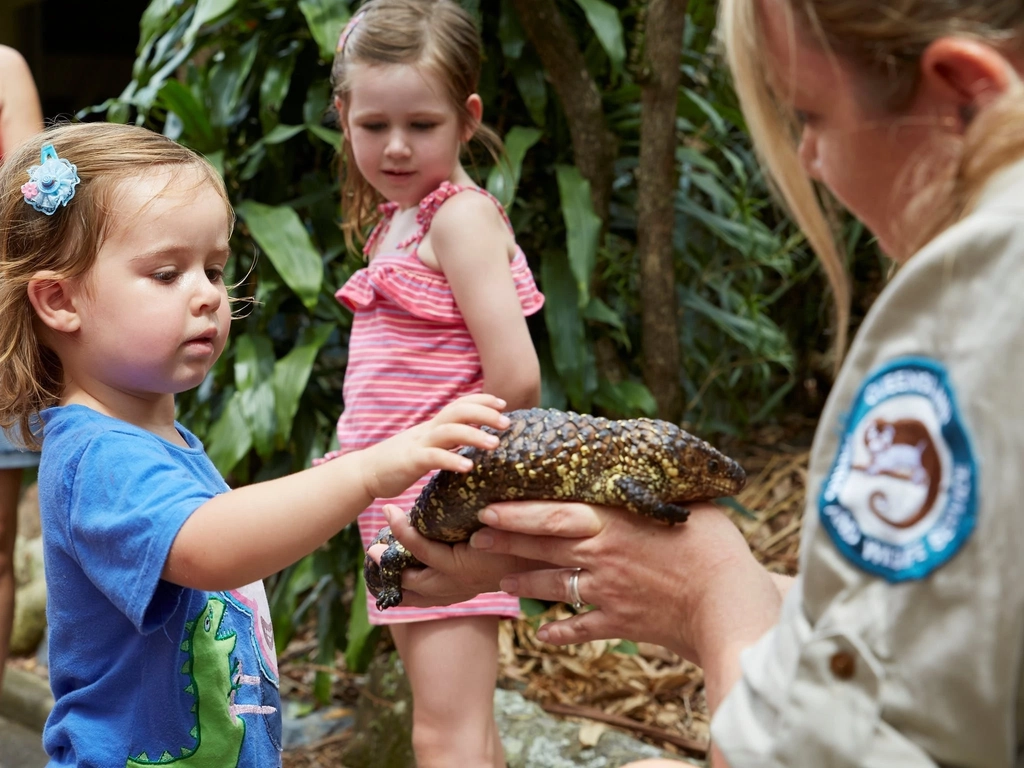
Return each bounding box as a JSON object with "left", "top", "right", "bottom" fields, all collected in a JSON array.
[{"left": 819, "top": 357, "right": 977, "bottom": 582}]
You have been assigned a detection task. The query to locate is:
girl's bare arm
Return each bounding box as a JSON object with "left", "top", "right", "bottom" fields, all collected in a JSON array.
[{"left": 431, "top": 192, "right": 541, "bottom": 411}]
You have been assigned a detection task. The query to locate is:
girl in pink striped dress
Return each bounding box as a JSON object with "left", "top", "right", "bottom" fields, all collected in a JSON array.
[{"left": 323, "top": 2, "right": 544, "bottom": 764}]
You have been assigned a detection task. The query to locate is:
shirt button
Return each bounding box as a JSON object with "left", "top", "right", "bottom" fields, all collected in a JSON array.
[{"left": 829, "top": 651, "right": 856, "bottom": 680}]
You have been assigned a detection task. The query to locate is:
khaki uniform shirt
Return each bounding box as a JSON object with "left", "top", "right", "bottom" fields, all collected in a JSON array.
[{"left": 712, "top": 160, "right": 1024, "bottom": 767}]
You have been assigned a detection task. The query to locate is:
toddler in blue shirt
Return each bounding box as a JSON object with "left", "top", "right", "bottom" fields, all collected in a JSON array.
[{"left": 0, "top": 122, "right": 508, "bottom": 767}]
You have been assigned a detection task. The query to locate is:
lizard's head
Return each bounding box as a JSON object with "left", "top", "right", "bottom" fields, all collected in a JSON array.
[{"left": 666, "top": 433, "right": 747, "bottom": 500}]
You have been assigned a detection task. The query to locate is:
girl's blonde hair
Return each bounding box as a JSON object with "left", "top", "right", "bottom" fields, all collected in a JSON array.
[
  {"left": 720, "top": 0, "right": 1024, "bottom": 365},
  {"left": 0, "top": 122, "right": 230, "bottom": 449},
  {"left": 330, "top": 0, "right": 505, "bottom": 253}
]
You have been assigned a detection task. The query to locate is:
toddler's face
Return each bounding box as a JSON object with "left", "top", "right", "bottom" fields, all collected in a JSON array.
[
  {"left": 74, "top": 168, "right": 232, "bottom": 402},
  {"left": 341, "top": 61, "right": 476, "bottom": 209}
]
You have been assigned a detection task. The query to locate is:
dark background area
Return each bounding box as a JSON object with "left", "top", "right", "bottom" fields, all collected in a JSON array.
[{"left": 0, "top": 0, "right": 147, "bottom": 121}]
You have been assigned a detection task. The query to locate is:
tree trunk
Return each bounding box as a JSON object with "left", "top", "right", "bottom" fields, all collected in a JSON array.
[
  {"left": 508, "top": 0, "right": 616, "bottom": 223},
  {"left": 636, "top": 0, "right": 687, "bottom": 422}
]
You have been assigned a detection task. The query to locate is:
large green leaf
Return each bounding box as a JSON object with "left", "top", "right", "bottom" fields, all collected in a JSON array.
[
  {"left": 157, "top": 79, "right": 217, "bottom": 152},
  {"left": 344, "top": 569, "right": 382, "bottom": 673},
  {"left": 574, "top": 0, "right": 626, "bottom": 71},
  {"left": 498, "top": 0, "right": 526, "bottom": 60},
  {"left": 240, "top": 382, "right": 278, "bottom": 461},
  {"left": 236, "top": 200, "right": 324, "bottom": 309},
  {"left": 271, "top": 324, "right": 335, "bottom": 444},
  {"left": 555, "top": 165, "right": 601, "bottom": 308},
  {"left": 233, "top": 334, "right": 275, "bottom": 392},
  {"left": 593, "top": 379, "right": 658, "bottom": 418},
  {"left": 307, "top": 123, "right": 343, "bottom": 148},
  {"left": 261, "top": 124, "right": 306, "bottom": 146},
  {"left": 299, "top": 0, "right": 351, "bottom": 61},
  {"left": 206, "top": 390, "right": 254, "bottom": 476},
  {"left": 511, "top": 59, "right": 547, "bottom": 127},
  {"left": 541, "top": 249, "right": 597, "bottom": 409},
  {"left": 487, "top": 126, "right": 541, "bottom": 208},
  {"left": 184, "top": 0, "right": 238, "bottom": 45},
  {"left": 206, "top": 33, "right": 259, "bottom": 130},
  {"left": 269, "top": 557, "right": 316, "bottom": 653},
  {"left": 679, "top": 287, "right": 793, "bottom": 365},
  {"left": 139, "top": 0, "right": 182, "bottom": 51},
  {"left": 259, "top": 48, "right": 299, "bottom": 131}
]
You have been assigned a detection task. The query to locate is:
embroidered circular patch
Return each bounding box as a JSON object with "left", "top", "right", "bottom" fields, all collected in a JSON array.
[{"left": 819, "top": 357, "right": 977, "bottom": 582}]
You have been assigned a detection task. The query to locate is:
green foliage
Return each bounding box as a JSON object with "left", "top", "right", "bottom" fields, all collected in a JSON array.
[{"left": 100, "top": 0, "right": 829, "bottom": 689}]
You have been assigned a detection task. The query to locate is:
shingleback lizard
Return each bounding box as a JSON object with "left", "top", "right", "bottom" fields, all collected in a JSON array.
[{"left": 366, "top": 407, "right": 747, "bottom": 609}]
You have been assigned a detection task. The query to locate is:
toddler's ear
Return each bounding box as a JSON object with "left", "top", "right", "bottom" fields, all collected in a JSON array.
[{"left": 28, "top": 272, "right": 80, "bottom": 333}]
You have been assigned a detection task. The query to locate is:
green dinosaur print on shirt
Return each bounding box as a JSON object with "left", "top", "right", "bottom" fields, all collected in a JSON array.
[{"left": 126, "top": 597, "right": 244, "bottom": 766}]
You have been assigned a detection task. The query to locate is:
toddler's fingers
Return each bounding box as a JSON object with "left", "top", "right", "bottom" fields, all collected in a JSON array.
[
  {"left": 426, "top": 423, "right": 501, "bottom": 452},
  {"left": 445, "top": 393, "right": 507, "bottom": 411},
  {"left": 434, "top": 401, "right": 510, "bottom": 431},
  {"left": 420, "top": 446, "right": 477, "bottom": 474}
]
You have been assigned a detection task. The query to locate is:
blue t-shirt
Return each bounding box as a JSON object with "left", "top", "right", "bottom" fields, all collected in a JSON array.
[{"left": 39, "top": 405, "right": 282, "bottom": 767}]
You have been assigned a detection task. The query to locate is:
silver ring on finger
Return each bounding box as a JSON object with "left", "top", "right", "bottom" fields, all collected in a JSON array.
[{"left": 568, "top": 567, "right": 585, "bottom": 611}]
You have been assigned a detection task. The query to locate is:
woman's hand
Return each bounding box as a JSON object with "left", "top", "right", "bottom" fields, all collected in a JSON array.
[
  {"left": 357, "top": 394, "right": 509, "bottom": 500},
  {"left": 468, "top": 501, "right": 782, "bottom": 669},
  {"left": 367, "top": 504, "right": 553, "bottom": 607}
]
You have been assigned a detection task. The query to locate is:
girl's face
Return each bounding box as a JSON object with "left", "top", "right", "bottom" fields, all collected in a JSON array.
[
  {"left": 340, "top": 62, "right": 480, "bottom": 209},
  {"left": 71, "top": 169, "right": 232, "bottom": 405},
  {"left": 761, "top": 0, "right": 948, "bottom": 259}
]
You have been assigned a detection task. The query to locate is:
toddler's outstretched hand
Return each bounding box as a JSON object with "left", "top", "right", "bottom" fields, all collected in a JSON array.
[{"left": 357, "top": 394, "right": 508, "bottom": 500}]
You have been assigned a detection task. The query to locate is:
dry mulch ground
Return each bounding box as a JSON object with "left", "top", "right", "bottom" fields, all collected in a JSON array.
[{"left": 281, "top": 420, "right": 814, "bottom": 766}]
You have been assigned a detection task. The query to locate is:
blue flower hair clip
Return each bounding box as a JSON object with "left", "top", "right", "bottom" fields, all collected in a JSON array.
[{"left": 21, "top": 144, "right": 80, "bottom": 215}]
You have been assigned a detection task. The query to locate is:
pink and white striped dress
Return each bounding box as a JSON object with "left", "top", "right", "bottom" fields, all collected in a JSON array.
[{"left": 326, "top": 182, "right": 544, "bottom": 625}]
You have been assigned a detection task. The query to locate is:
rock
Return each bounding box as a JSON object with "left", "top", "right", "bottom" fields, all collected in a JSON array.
[
  {"left": 341, "top": 652, "right": 415, "bottom": 768},
  {"left": 0, "top": 713, "right": 48, "bottom": 768},
  {"left": 0, "top": 665, "right": 53, "bottom": 732},
  {"left": 9, "top": 579, "right": 46, "bottom": 657},
  {"left": 13, "top": 535, "right": 43, "bottom": 586},
  {"left": 281, "top": 701, "right": 354, "bottom": 750},
  {"left": 495, "top": 689, "right": 699, "bottom": 768},
  {"left": 17, "top": 483, "right": 40, "bottom": 541},
  {"left": 10, "top": 537, "right": 46, "bottom": 656},
  {"left": 340, "top": 652, "right": 701, "bottom": 768},
  {"left": 10, "top": 537, "right": 46, "bottom": 657}
]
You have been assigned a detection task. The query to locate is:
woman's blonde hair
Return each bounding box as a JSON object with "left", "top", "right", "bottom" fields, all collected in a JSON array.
[
  {"left": 330, "top": 0, "right": 505, "bottom": 254},
  {"left": 720, "top": 0, "right": 1024, "bottom": 365},
  {"left": 0, "top": 122, "right": 230, "bottom": 448}
]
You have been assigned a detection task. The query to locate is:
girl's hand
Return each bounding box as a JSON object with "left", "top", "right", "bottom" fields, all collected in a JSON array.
[
  {"left": 357, "top": 394, "right": 509, "bottom": 501},
  {"left": 365, "top": 504, "right": 553, "bottom": 607},
  {"left": 468, "top": 501, "right": 782, "bottom": 668}
]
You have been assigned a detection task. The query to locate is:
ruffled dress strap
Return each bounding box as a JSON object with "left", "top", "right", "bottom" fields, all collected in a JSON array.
[
  {"left": 362, "top": 201, "right": 400, "bottom": 260},
  {"left": 337, "top": 182, "right": 544, "bottom": 323},
  {"left": 396, "top": 181, "right": 514, "bottom": 251}
]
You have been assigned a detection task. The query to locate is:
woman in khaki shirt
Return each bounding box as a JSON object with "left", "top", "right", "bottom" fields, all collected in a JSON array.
[{"left": 376, "top": 2, "right": 1024, "bottom": 765}]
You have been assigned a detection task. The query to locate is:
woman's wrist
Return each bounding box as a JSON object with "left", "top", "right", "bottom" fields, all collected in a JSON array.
[
  {"left": 689, "top": 558, "right": 782, "bottom": 711},
  {"left": 770, "top": 572, "right": 796, "bottom": 599}
]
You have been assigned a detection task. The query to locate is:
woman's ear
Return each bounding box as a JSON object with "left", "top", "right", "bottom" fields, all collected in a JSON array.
[
  {"left": 335, "top": 95, "right": 350, "bottom": 141},
  {"left": 28, "top": 271, "right": 80, "bottom": 334},
  {"left": 462, "top": 94, "right": 483, "bottom": 142},
  {"left": 920, "top": 37, "right": 1016, "bottom": 131}
]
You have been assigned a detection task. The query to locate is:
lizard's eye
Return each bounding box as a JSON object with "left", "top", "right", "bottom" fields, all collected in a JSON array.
[{"left": 707, "top": 459, "right": 720, "bottom": 473}]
